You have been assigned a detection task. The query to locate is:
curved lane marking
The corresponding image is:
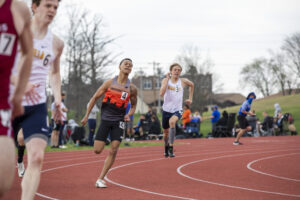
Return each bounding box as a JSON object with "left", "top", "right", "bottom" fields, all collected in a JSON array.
[
  {"left": 36, "top": 193, "right": 59, "bottom": 200},
  {"left": 247, "top": 152, "right": 300, "bottom": 182},
  {"left": 177, "top": 150, "right": 300, "bottom": 198},
  {"left": 105, "top": 148, "right": 300, "bottom": 199},
  {"left": 36, "top": 147, "right": 300, "bottom": 199}
]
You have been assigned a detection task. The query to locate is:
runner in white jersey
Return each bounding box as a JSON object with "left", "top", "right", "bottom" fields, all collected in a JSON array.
[
  {"left": 12, "top": 25, "right": 57, "bottom": 177},
  {"left": 162, "top": 78, "right": 184, "bottom": 113},
  {"left": 10, "top": 1, "right": 64, "bottom": 199},
  {"left": 160, "top": 63, "right": 194, "bottom": 157}
]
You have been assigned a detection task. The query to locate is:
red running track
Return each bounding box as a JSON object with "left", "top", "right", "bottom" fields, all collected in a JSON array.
[{"left": 3, "top": 136, "right": 300, "bottom": 200}]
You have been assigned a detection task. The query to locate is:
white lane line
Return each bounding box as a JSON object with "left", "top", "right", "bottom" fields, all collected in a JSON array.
[
  {"left": 177, "top": 149, "right": 300, "bottom": 198},
  {"left": 36, "top": 193, "right": 59, "bottom": 200},
  {"left": 105, "top": 148, "right": 300, "bottom": 200},
  {"left": 42, "top": 147, "right": 265, "bottom": 164},
  {"left": 247, "top": 152, "right": 300, "bottom": 182},
  {"left": 41, "top": 142, "right": 299, "bottom": 161},
  {"left": 38, "top": 149, "right": 248, "bottom": 200},
  {"left": 105, "top": 155, "right": 200, "bottom": 200},
  {"left": 42, "top": 149, "right": 162, "bottom": 162},
  {"left": 41, "top": 147, "right": 291, "bottom": 172},
  {"left": 36, "top": 147, "right": 300, "bottom": 200}
]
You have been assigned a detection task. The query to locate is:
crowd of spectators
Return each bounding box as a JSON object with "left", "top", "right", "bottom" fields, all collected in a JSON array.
[
  {"left": 52, "top": 101, "right": 297, "bottom": 146},
  {"left": 234, "top": 103, "right": 298, "bottom": 137}
]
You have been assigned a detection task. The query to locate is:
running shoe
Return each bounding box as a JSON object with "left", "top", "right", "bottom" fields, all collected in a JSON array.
[
  {"left": 233, "top": 141, "right": 243, "bottom": 145},
  {"left": 17, "top": 162, "right": 25, "bottom": 177},
  {"left": 95, "top": 179, "right": 107, "bottom": 188},
  {"left": 164, "top": 145, "right": 169, "bottom": 158},
  {"left": 168, "top": 146, "right": 175, "bottom": 157}
]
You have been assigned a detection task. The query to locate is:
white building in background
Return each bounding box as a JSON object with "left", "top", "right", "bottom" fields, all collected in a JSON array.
[{"left": 135, "top": 95, "right": 149, "bottom": 114}]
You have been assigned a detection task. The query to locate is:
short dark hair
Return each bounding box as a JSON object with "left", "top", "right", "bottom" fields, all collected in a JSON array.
[
  {"left": 184, "top": 104, "right": 190, "bottom": 109},
  {"left": 32, "top": 0, "right": 61, "bottom": 6},
  {"left": 119, "top": 58, "right": 132, "bottom": 66},
  {"left": 169, "top": 63, "right": 182, "bottom": 71}
]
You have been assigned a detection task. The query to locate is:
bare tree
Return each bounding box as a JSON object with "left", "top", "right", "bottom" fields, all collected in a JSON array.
[
  {"left": 80, "top": 15, "right": 118, "bottom": 87},
  {"left": 175, "top": 45, "right": 214, "bottom": 112},
  {"left": 240, "top": 58, "right": 273, "bottom": 97},
  {"left": 64, "top": 8, "right": 88, "bottom": 119},
  {"left": 281, "top": 32, "right": 300, "bottom": 80},
  {"left": 268, "top": 51, "right": 288, "bottom": 96},
  {"left": 64, "top": 8, "right": 118, "bottom": 120},
  {"left": 176, "top": 45, "right": 211, "bottom": 74}
]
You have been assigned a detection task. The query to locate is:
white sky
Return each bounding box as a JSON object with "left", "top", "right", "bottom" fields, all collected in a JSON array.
[{"left": 51, "top": 0, "right": 300, "bottom": 96}]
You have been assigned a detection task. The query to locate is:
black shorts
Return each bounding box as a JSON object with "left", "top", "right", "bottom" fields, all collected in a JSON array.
[
  {"left": 237, "top": 115, "right": 249, "bottom": 129},
  {"left": 95, "top": 120, "right": 125, "bottom": 142},
  {"left": 162, "top": 110, "right": 182, "bottom": 129}
]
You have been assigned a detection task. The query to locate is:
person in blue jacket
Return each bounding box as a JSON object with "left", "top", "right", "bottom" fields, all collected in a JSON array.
[
  {"left": 233, "top": 92, "right": 256, "bottom": 145},
  {"left": 210, "top": 105, "right": 220, "bottom": 136}
]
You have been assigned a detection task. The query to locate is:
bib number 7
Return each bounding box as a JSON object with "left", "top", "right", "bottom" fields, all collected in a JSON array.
[
  {"left": 0, "top": 33, "right": 16, "bottom": 56},
  {"left": 0, "top": 109, "right": 11, "bottom": 128}
]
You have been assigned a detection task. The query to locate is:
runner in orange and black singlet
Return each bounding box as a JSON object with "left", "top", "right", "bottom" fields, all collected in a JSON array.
[
  {"left": 81, "top": 58, "right": 138, "bottom": 188},
  {"left": 96, "top": 76, "right": 131, "bottom": 142}
]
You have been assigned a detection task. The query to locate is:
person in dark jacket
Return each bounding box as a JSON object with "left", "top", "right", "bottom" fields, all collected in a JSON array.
[{"left": 217, "top": 111, "right": 228, "bottom": 126}]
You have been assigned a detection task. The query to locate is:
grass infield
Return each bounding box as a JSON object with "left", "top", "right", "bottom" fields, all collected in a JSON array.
[{"left": 44, "top": 141, "right": 165, "bottom": 153}]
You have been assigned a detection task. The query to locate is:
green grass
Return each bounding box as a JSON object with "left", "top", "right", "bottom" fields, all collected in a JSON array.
[
  {"left": 39, "top": 94, "right": 300, "bottom": 152},
  {"left": 200, "top": 94, "right": 300, "bottom": 137},
  {"left": 44, "top": 141, "right": 164, "bottom": 153}
]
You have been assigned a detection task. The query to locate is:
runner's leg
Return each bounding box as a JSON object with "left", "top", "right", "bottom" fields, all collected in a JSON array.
[
  {"left": 21, "top": 138, "right": 47, "bottom": 200},
  {"left": 0, "top": 137, "right": 15, "bottom": 197}
]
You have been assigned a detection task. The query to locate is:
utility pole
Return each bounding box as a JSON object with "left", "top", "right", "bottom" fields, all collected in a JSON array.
[
  {"left": 157, "top": 69, "right": 162, "bottom": 114},
  {"left": 149, "top": 61, "right": 160, "bottom": 113},
  {"left": 137, "top": 68, "right": 144, "bottom": 113}
]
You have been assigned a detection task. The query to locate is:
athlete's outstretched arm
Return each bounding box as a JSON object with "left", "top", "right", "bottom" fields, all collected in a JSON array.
[
  {"left": 182, "top": 78, "right": 194, "bottom": 105},
  {"left": 125, "top": 84, "right": 138, "bottom": 122},
  {"left": 81, "top": 80, "right": 112, "bottom": 126},
  {"left": 50, "top": 36, "right": 64, "bottom": 122},
  {"left": 10, "top": 2, "right": 33, "bottom": 119}
]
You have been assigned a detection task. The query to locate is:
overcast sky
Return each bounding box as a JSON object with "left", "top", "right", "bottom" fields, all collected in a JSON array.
[{"left": 51, "top": 0, "right": 300, "bottom": 96}]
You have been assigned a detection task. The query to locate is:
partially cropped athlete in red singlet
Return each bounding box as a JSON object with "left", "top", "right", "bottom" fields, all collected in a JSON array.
[{"left": 0, "top": 0, "right": 33, "bottom": 197}]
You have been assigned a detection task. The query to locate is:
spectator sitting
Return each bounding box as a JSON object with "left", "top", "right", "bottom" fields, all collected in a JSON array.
[
  {"left": 217, "top": 111, "right": 228, "bottom": 126},
  {"left": 275, "top": 112, "right": 284, "bottom": 134},
  {"left": 287, "top": 113, "right": 297, "bottom": 135},
  {"left": 260, "top": 112, "right": 271, "bottom": 129},
  {"left": 133, "top": 115, "right": 143, "bottom": 137},
  {"left": 214, "top": 110, "right": 228, "bottom": 137},
  {"left": 191, "top": 111, "right": 201, "bottom": 123},
  {"left": 246, "top": 110, "right": 258, "bottom": 136},
  {"left": 133, "top": 115, "right": 150, "bottom": 139},
  {"left": 182, "top": 104, "right": 191, "bottom": 128},
  {"left": 145, "top": 106, "right": 153, "bottom": 123},
  {"left": 148, "top": 115, "right": 162, "bottom": 139}
]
